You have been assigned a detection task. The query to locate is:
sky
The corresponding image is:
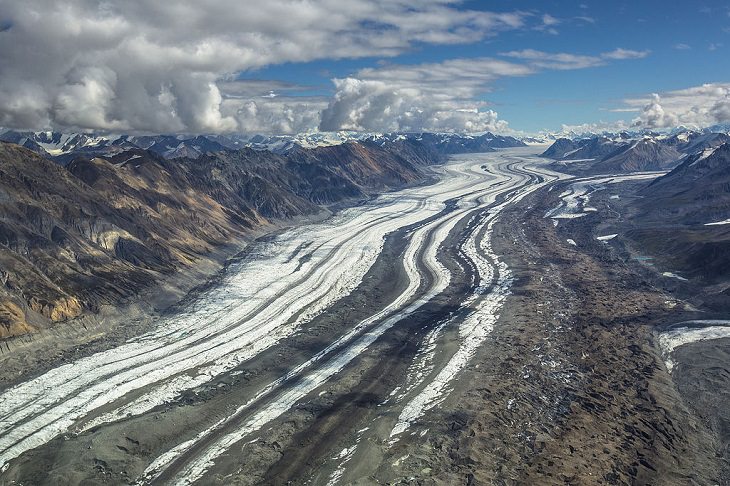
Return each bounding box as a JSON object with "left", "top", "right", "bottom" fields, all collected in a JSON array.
[{"left": 0, "top": 0, "right": 729, "bottom": 136}]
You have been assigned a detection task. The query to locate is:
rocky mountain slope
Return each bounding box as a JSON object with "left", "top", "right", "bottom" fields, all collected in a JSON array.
[
  {"left": 366, "top": 131, "right": 525, "bottom": 154},
  {"left": 662, "top": 130, "right": 730, "bottom": 154},
  {"left": 541, "top": 136, "right": 623, "bottom": 161},
  {"left": 610, "top": 143, "right": 730, "bottom": 309},
  {"left": 0, "top": 139, "right": 440, "bottom": 340},
  {"left": 540, "top": 130, "right": 730, "bottom": 174},
  {"left": 0, "top": 129, "right": 526, "bottom": 164},
  {"left": 588, "top": 138, "right": 683, "bottom": 173},
  {"left": 640, "top": 143, "right": 730, "bottom": 223},
  {"left": 0, "top": 131, "right": 111, "bottom": 158}
]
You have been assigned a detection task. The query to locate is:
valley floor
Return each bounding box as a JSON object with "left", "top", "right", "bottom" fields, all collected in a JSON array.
[{"left": 0, "top": 147, "right": 725, "bottom": 485}]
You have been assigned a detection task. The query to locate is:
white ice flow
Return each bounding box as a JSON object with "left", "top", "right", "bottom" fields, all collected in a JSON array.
[
  {"left": 657, "top": 321, "right": 730, "bottom": 372},
  {"left": 0, "top": 148, "right": 571, "bottom": 485},
  {"left": 705, "top": 219, "right": 730, "bottom": 226},
  {"left": 545, "top": 172, "right": 665, "bottom": 220},
  {"left": 389, "top": 158, "right": 561, "bottom": 440},
  {"left": 0, "top": 168, "right": 476, "bottom": 468},
  {"left": 0, "top": 150, "right": 531, "bottom": 474},
  {"left": 141, "top": 154, "right": 537, "bottom": 484}
]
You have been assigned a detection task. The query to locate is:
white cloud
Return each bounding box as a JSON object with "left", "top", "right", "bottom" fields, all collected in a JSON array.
[
  {"left": 673, "top": 43, "right": 692, "bottom": 50},
  {"left": 541, "top": 14, "right": 561, "bottom": 26},
  {"left": 548, "top": 119, "right": 632, "bottom": 137},
  {"left": 0, "top": 0, "right": 531, "bottom": 134},
  {"left": 601, "top": 48, "right": 651, "bottom": 60},
  {"left": 222, "top": 96, "right": 327, "bottom": 135},
  {"left": 319, "top": 49, "right": 648, "bottom": 134},
  {"left": 0, "top": 1, "right": 656, "bottom": 135},
  {"left": 501, "top": 48, "right": 649, "bottom": 69},
  {"left": 623, "top": 83, "right": 730, "bottom": 129},
  {"left": 534, "top": 14, "right": 561, "bottom": 34},
  {"left": 500, "top": 49, "right": 605, "bottom": 70},
  {"left": 635, "top": 94, "right": 680, "bottom": 128},
  {"left": 319, "top": 57, "right": 537, "bottom": 133},
  {"left": 319, "top": 77, "right": 510, "bottom": 133}
]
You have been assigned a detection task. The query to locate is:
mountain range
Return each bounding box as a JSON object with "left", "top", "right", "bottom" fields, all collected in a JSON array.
[
  {"left": 613, "top": 143, "right": 730, "bottom": 311},
  {"left": 0, "top": 138, "right": 443, "bottom": 339},
  {"left": 0, "top": 129, "right": 525, "bottom": 164},
  {"left": 540, "top": 127, "right": 730, "bottom": 306},
  {"left": 541, "top": 129, "right": 730, "bottom": 174},
  {"left": 3, "top": 125, "right": 729, "bottom": 339}
]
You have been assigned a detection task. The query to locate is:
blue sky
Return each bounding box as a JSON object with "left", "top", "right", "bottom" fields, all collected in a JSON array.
[
  {"left": 245, "top": 1, "right": 730, "bottom": 133},
  {"left": 1, "top": 0, "right": 729, "bottom": 134}
]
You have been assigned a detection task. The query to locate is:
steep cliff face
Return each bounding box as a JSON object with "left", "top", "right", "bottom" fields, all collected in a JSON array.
[
  {"left": 639, "top": 143, "right": 730, "bottom": 222},
  {"left": 626, "top": 143, "right": 730, "bottom": 292},
  {"left": 0, "top": 140, "right": 440, "bottom": 339},
  {"left": 590, "top": 139, "right": 683, "bottom": 173},
  {"left": 542, "top": 137, "right": 622, "bottom": 161},
  {"left": 403, "top": 132, "right": 525, "bottom": 153},
  {"left": 541, "top": 138, "right": 577, "bottom": 159},
  {"left": 286, "top": 141, "right": 426, "bottom": 196},
  {"left": 0, "top": 144, "right": 255, "bottom": 339}
]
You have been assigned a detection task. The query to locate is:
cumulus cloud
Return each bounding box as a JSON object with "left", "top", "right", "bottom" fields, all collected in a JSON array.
[
  {"left": 319, "top": 77, "right": 510, "bottom": 133},
  {"left": 319, "top": 58, "right": 537, "bottom": 133},
  {"left": 635, "top": 94, "right": 679, "bottom": 128},
  {"left": 0, "top": 1, "right": 655, "bottom": 135},
  {"left": 0, "top": 0, "right": 531, "bottom": 134},
  {"left": 319, "top": 47, "right": 649, "bottom": 134},
  {"left": 222, "top": 96, "right": 327, "bottom": 135},
  {"left": 548, "top": 119, "right": 632, "bottom": 138},
  {"left": 625, "top": 83, "right": 730, "bottom": 128}
]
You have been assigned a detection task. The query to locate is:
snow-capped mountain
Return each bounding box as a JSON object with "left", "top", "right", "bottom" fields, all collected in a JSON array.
[
  {"left": 362, "top": 131, "right": 526, "bottom": 154},
  {"left": 236, "top": 131, "right": 526, "bottom": 154},
  {"left": 0, "top": 131, "right": 114, "bottom": 157},
  {"left": 0, "top": 131, "right": 237, "bottom": 161},
  {"left": 661, "top": 130, "right": 730, "bottom": 154},
  {"left": 0, "top": 129, "right": 527, "bottom": 162},
  {"left": 519, "top": 136, "right": 551, "bottom": 145},
  {"left": 542, "top": 136, "right": 624, "bottom": 160},
  {"left": 233, "top": 131, "right": 363, "bottom": 153},
  {"left": 540, "top": 127, "right": 730, "bottom": 174}
]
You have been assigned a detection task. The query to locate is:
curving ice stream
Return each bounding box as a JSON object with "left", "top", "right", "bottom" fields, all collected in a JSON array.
[{"left": 0, "top": 147, "right": 571, "bottom": 484}]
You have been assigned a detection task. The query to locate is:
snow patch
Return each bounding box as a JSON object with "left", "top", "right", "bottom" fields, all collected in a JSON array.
[
  {"left": 545, "top": 172, "right": 664, "bottom": 220},
  {"left": 662, "top": 272, "right": 688, "bottom": 281},
  {"left": 658, "top": 322, "right": 730, "bottom": 371},
  {"left": 705, "top": 219, "right": 730, "bottom": 226}
]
